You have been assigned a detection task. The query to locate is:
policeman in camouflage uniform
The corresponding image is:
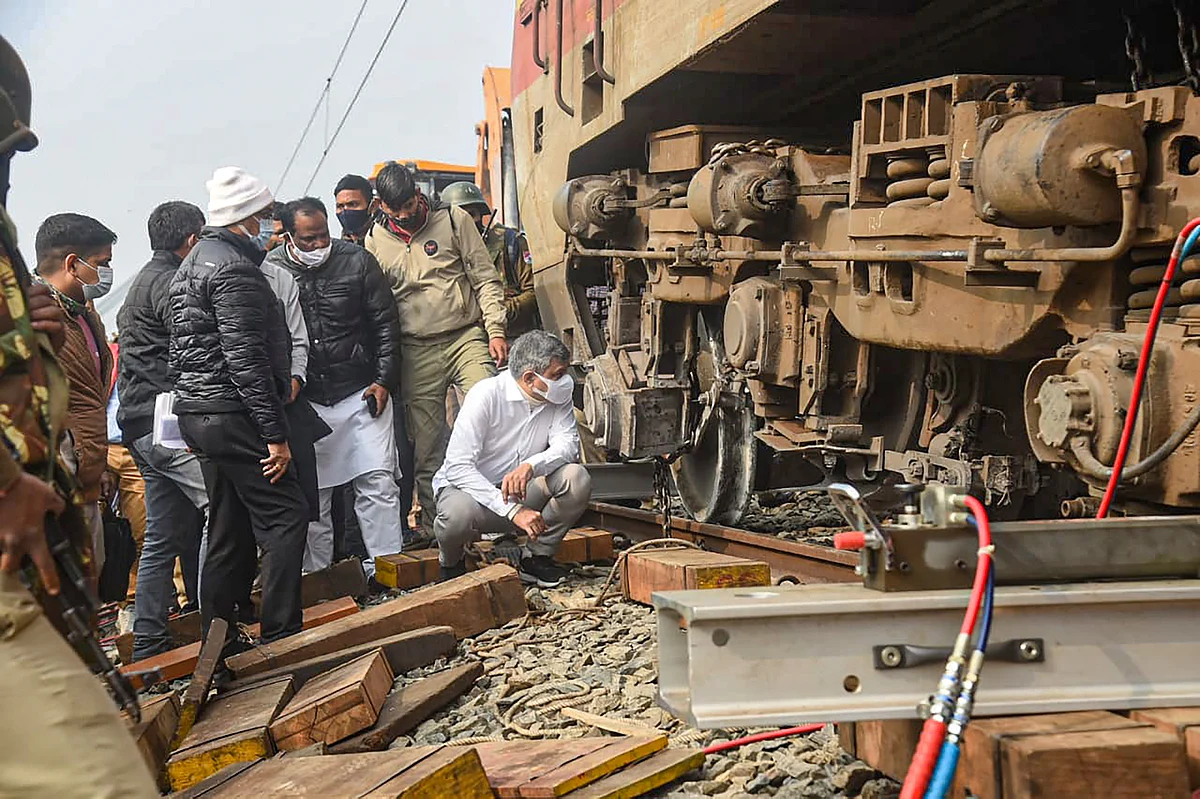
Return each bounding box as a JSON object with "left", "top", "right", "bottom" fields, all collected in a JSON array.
[
  {"left": 441, "top": 182, "right": 539, "bottom": 339},
  {"left": 0, "top": 35, "right": 157, "bottom": 798}
]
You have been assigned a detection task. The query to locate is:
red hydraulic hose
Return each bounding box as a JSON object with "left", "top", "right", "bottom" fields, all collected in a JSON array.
[
  {"left": 960, "top": 496, "right": 993, "bottom": 637},
  {"left": 702, "top": 724, "right": 825, "bottom": 755},
  {"left": 1096, "top": 218, "right": 1200, "bottom": 518},
  {"left": 900, "top": 496, "right": 994, "bottom": 799}
]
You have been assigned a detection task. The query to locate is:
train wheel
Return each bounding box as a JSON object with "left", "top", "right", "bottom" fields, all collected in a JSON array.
[{"left": 671, "top": 313, "right": 757, "bottom": 525}]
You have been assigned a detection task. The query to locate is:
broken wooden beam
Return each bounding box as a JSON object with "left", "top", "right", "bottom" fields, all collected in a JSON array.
[
  {"left": 168, "top": 760, "right": 259, "bottom": 798},
  {"left": 166, "top": 676, "right": 295, "bottom": 792},
  {"left": 173, "top": 618, "right": 228, "bottom": 748},
  {"left": 225, "top": 564, "right": 526, "bottom": 679},
  {"left": 328, "top": 662, "right": 483, "bottom": 754},
  {"left": 621, "top": 549, "right": 770, "bottom": 605},
  {"left": 219, "top": 625, "right": 457, "bottom": 694},
  {"left": 270, "top": 649, "right": 393, "bottom": 751},
  {"left": 125, "top": 691, "right": 181, "bottom": 791},
  {"left": 117, "top": 560, "right": 366, "bottom": 665},
  {"left": 121, "top": 597, "right": 359, "bottom": 688},
  {"left": 558, "top": 707, "right": 660, "bottom": 738},
  {"left": 565, "top": 748, "right": 705, "bottom": 799},
  {"left": 414, "top": 735, "right": 668, "bottom": 798},
  {"left": 170, "top": 748, "right": 493, "bottom": 798}
]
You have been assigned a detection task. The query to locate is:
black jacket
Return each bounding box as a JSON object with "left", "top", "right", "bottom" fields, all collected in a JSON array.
[
  {"left": 116, "top": 250, "right": 182, "bottom": 442},
  {"left": 169, "top": 227, "right": 291, "bottom": 443},
  {"left": 264, "top": 239, "right": 399, "bottom": 406}
]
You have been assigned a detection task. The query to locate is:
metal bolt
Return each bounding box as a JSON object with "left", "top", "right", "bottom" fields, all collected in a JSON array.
[
  {"left": 898, "top": 561, "right": 912, "bottom": 573},
  {"left": 879, "top": 646, "right": 903, "bottom": 668},
  {"left": 1018, "top": 640, "right": 1041, "bottom": 661},
  {"left": 981, "top": 203, "right": 1000, "bottom": 223}
]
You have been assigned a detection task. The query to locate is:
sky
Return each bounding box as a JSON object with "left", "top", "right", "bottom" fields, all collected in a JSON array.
[{"left": 0, "top": 0, "right": 516, "bottom": 329}]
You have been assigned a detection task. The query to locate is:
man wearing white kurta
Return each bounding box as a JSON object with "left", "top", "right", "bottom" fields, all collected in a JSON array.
[
  {"left": 264, "top": 197, "right": 403, "bottom": 581},
  {"left": 433, "top": 331, "right": 592, "bottom": 588}
]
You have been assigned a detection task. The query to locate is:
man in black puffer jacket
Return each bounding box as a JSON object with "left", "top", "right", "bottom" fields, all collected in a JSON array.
[
  {"left": 117, "top": 200, "right": 210, "bottom": 660},
  {"left": 169, "top": 167, "right": 306, "bottom": 659},
  {"left": 265, "top": 197, "right": 402, "bottom": 584}
]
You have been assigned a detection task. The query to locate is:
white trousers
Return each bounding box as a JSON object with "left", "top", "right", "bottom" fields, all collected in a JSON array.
[{"left": 304, "top": 469, "right": 403, "bottom": 578}]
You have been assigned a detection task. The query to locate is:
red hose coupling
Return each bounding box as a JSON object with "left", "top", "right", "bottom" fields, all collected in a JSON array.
[{"left": 834, "top": 530, "right": 867, "bottom": 551}]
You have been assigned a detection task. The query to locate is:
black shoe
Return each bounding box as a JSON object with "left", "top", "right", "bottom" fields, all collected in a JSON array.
[
  {"left": 518, "top": 555, "right": 567, "bottom": 588},
  {"left": 440, "top": 562, "right": 468, "bottom": 582}
]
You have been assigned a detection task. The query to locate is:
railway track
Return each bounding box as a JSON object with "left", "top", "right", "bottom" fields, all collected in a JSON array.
[{"left": 580, "top": 502, "right": 856, "bottom": 585}]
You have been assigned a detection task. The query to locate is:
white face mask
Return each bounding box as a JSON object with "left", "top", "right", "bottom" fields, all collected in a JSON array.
[
  {"left": 531, "top": 372, "right": 574, "bottom": 405},
  {"left": 288, "top": 234, "right": 331, "bottom": 268}
]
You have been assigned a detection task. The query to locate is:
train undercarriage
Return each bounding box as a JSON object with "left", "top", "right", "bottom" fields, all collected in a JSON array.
[{"left": 544, "top": 76, "right": 1200, "bottom": 524}]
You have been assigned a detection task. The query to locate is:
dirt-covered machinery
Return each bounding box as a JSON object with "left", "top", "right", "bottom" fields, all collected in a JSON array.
[{"left": 510, "top": 0, "right": 1200, "bottom": 524}]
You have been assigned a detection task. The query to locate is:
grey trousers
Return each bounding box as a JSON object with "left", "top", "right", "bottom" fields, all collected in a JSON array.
[{"left": 434, "top": 463, "right": 593, "bottom": 566}]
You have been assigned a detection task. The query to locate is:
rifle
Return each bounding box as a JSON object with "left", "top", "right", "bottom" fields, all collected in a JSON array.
[{"left": 22, "top": 504, "right": 158, "bottom": 723}]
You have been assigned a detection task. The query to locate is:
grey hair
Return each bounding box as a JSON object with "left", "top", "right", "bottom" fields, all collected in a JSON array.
[{"left": 509, "top": 330, "right": 571, "bottom": 376}]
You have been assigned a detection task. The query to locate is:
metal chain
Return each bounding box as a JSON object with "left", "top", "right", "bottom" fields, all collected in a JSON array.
[
  {"left": 1176, "top": 0, "right": 1200, "bottom": 93},
  {"left": 1123, "top": 5, "right": 1153, "bottom": 91},
  {"left": 653, "top": 457, "right": 673, "bottom": 538}
]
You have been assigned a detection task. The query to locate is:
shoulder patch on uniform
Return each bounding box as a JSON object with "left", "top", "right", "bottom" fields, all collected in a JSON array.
[
  {"left": 523, "top": 249, "right": 533, "bottom": 265},
  {"left": 423, "top": 240, "right": 439, "bottom": 256}
]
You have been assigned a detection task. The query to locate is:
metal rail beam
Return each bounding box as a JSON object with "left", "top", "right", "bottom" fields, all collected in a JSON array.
[
  {"left": 581, "top": 502, "right": 856, "bottom": 585},
  {"left": 655, "top": 580, "right": 1200, "bottom": 726}
]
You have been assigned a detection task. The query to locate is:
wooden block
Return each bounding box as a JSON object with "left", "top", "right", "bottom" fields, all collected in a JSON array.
[
  {"left": 269, "top": 649, "right": 394, "bottom": 750},
  {"left": 123, "top": 562, "right": 365, "bottom": 664},
  {"left": 174, "top": 618, "right": 228, "bottom": 749},
  {"left": 220, "top": 626, "right": 458, "bottom": 694},
  {"left": 375, "top": 550, "right": 441, "bottom": 589},
  {"left": 226, "top": 564, "right": 526, "bottom": 678},
  {"left": 1131, "top": 708, "right": 1200, "bottom": 788},
  {"left": 573, "top": 528, "right": 615, "bottom": 562},
  {"left": 127, "top": 691, "right": 181, "bottom": 790},
  {"left": 519, "top": 735, "right": 667, "bottom": 797},
  {"left": 1004, "top": 727, "right": 1188, "bottom": 799},
  {"left": 954, "top": 711, "right": 1148, "bottom": 799},
  {"left": 850, "top": 719, "right": 922, "bottom": 782},
  {"left": 167, "top": 760, "right": 259, "bottom": 798},
  {"left": 565, "top": 748, "right": 705, "bottom": 799},
  {"left": 838, "top": 721, "right": 857, "bottom": 757},
  {"left": 166, "top": 677, "right": 295, "bottom": 792},
  {"left": 329, "top": 662, "right": 483, "bottom": 754},
  {"left": 621, "top": 549, "right": 771, "bottom": 605},
  {"left": 554, "top": 531, "right": 590, "bottom": 564},
  {"left": 123, "top": 597, "right": 359, "bottom": 688},
  {"left": 184, "top": 749, "right": 493, "bottom": 798}
]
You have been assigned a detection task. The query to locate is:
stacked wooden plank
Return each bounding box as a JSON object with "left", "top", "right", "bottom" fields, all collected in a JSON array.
[
  {"left": 843, "top": 711, "right": 1193, "bottom": 798},
  {"left": 139, "top": 567, "right": 526, "bottom": 790}
]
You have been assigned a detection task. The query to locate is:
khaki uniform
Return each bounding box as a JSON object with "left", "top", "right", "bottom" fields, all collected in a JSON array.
[
  {"left": 0, "top": 213, "right": 157, "bottom": 799},
  {"left": 484, "top": 226, "right": 539, "bottom": 340},
  {"left": 367, "top": 204, "right": 508, "bottom": 530}
]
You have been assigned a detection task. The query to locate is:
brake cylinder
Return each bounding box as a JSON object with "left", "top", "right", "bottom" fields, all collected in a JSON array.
[{"left": 974, "top": 104, "right": 1146, "bottom": 228}]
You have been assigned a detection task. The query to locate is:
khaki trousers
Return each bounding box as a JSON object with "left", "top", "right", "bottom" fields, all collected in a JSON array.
[
  {"left": 0, "top": 572, "right": 158, "bottom": 798},
  {"left": 107, "top": 444, "right": 147, "bottom": 602},
  {"left": 434, "top": 462, "right": 593, "bottom": 566},
  {"left": 400, "top": 325, "right": 497, "bottom": 531}
]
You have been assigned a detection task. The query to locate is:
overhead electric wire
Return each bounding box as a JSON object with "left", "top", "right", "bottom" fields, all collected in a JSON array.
[
  {"left": 301, "top": 0, "right": 411, "bottom": 194},
  {"left": 276, "top": 0, "right": 371, "bottom": 193}
]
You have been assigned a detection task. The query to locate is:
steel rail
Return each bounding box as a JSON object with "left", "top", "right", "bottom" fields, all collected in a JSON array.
[{"left": 581, "top": 502, "right": 856, "bottom": 585}]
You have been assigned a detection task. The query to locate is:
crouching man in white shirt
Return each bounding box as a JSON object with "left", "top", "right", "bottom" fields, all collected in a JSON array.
[{"left": 432, "top": 330, "right": 592, "bottom": 588}]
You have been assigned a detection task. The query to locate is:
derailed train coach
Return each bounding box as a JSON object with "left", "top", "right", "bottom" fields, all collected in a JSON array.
[{"left": 509, "top": 0, "right": 1200, "bottom": 524}]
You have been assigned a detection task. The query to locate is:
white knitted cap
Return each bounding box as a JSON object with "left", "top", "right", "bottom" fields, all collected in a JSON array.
[{"left": 206, "top": 167, "right": 273, "bottom": 227}]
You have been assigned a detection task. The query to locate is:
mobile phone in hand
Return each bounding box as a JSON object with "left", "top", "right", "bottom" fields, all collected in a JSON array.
[{"left": 366, "top": 394, "right": 379, "bottom": 418}]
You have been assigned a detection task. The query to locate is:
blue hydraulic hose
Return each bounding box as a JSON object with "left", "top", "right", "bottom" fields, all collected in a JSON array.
[
  {"left": 979, "top": 568, "right": 995, "bottom": 654},
  {"left": 1185, "top": 226, "right": 1200, "bottom": 260},
  {"left": 924, "top": 741, "right": 961, "bottom": 799}
]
